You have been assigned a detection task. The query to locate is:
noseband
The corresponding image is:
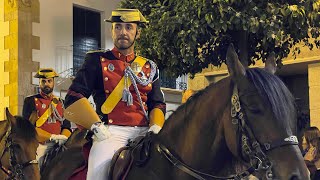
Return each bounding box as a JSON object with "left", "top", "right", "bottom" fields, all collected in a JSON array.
[
  {"left": 0, "top": 127, "right": 38, "bottom": 180},
  {"left": 157, "top": 84, "right": 298, "bottom": 180}
]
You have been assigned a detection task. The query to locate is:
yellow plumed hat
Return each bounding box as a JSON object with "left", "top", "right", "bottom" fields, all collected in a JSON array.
[
  {"left": 34, "top": 68, "right": 59, "bottom": 78},
  {"left": 104, "top": 9, "right": 148, "bottom": 24}
]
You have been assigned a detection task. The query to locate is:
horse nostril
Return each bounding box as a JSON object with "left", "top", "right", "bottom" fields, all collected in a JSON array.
[{"left": 289, "top": 175, "right": 300, "bottom": 180}]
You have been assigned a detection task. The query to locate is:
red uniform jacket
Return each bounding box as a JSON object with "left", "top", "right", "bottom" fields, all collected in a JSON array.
[
  {"left": 23, "top": 92, "right": 71, "bottom": 134},
  {"left": 65, "top": 48, "right": 166, "bottom": 126}
]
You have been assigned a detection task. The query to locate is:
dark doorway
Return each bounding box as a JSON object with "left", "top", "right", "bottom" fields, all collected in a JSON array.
[{"left": 73, "top": 6, "right": 101, "bottom": 75}]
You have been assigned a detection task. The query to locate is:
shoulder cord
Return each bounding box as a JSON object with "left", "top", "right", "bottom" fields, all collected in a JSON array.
[
  {"left": 51, "top": 101, "right": 65, "bottom": 122},
  {"left": 124, "top": 60, "right": 157, "bottom": 121}
]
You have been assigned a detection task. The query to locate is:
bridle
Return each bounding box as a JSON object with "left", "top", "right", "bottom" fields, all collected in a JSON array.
[
  {"left": 231, "top": 84, "right": 298, "bottom": 179},
  {"left": 0, "top": 126, "right": 38, "bottom": 180},
  {"left": 157, "top": 84, "right": 299, "bottom": 180}
]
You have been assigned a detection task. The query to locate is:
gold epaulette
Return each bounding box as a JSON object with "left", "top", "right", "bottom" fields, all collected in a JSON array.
[
  {"left": 52, "top": 95, "right": 62, "bottom": 103},
  {"left": 86, "top": 49, "right": 107, "bottom": 54},
  {"left": 137, "top": 56, "right": 149, "bottom": 61}
]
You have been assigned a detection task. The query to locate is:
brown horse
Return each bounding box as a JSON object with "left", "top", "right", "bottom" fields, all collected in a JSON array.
[
  {"left": 40, "top": 128, "right": 89, "bottom": 177},
  {"left": 123, "top": 44, "right": 309, "bottom": 180},
  {"left": 0, "top": 108, "right": 39, "bottom": 180},
  {"left": 42, "top": 44, "right": 309, "bottom": 180}
]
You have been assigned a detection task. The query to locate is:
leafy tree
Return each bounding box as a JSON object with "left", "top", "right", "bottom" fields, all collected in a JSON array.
[{"left": 120, "top": 0, "right": 320, "bottom": 77}]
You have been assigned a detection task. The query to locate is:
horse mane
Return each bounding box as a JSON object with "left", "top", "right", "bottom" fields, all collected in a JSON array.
[
  {"left": 167, "top": 68, "right": 296, "bottom": 129},
  {"left": 165, "top": 77, "right": 231, "bottom": 128},
  {"left": 245, "top": 68, "right": 296, "bottom": 127},
  {"left": 13, "top": 116, "right": 37, "bottom": 140}
]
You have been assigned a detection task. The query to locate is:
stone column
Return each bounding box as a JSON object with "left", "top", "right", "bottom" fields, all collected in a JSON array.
[
  {"left": 1, "top": 0, "right": 39, "bottom": 118},
  {"left": 308, "top": 62, "right": 320, "bottom": 128}
]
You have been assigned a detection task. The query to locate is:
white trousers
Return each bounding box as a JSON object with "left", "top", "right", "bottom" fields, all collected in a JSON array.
[
  {"left": 36, "top": 142, "right": 56, "bottom": 168},
  {"left": 86, "top": 125, "right": 148, "bottom": 180}
]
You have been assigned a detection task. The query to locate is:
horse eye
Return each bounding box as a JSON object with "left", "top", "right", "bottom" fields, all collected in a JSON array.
[
  {"left": 241, "top": 100, "right": 262, "bottom": 114},
  {"left": 11, "top": 143, "right": 22, "bottom": 150},
  {"left": 251, "top": 109, "right": 262, "bottom": 114},
  {"left": 247, "top": 106, "right": 262, "bottom": 114}
]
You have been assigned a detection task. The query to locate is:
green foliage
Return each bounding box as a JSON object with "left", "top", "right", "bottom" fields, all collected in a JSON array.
[{"left": 120, "top": 0, "right": 320, "bottom": 77}]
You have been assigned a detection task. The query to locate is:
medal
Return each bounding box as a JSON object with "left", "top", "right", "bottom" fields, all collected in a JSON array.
[
  {"left": 130, "top": 62, "right": 142, "bottom": 74},
  {"left": 52, "top": 98, "right": 59, "bottom": 104},
  {"left": 108, "top": 63, "right": 115, "bottom": 72}
]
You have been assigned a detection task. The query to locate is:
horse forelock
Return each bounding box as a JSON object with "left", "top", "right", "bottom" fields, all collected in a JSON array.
[
  {"left": 245, "top": 68, "right": 296, "bottom": 128},
  {"left": 13, "top": 116, "right": 37, "bottom": 140}
]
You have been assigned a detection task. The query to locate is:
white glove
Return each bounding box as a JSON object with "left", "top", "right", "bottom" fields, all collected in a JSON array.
[
  {"left": 90, "top": 122, "right": 111, "bottom": 142},
  {"left": 49, "top": 134, "right": 68, "bottom": 146},
  {"left": 148, "top": 124, "right": 162, "bottom": 134}
]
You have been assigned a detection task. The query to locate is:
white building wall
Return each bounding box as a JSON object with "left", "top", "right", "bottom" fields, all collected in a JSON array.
[
  {"left": 32, "top": 0, "right": 121, "bottom": 80},
  {"left": 31, "top": 1, "right": 184, "bottom": 117}
]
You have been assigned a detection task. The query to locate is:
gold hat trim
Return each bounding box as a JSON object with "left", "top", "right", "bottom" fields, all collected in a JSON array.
[
  {"left": 34, "top": 68, "right": 59, "bottom": 78},
  {"left": 105, "top": 9, "right": 148, "bottom": 23}
]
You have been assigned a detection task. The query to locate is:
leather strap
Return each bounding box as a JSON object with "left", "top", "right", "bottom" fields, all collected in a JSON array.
[
  {"left": 157, "top": 143, "right": 255, "bottom": 180},
  {"left": 101, "top": 56, "right": 147, "bottom": 114}
]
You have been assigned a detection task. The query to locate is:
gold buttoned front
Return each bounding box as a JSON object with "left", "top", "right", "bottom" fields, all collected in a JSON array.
[
  {"left": 108, "top": 119, "right": 113, "bottom": 123},
  {"left": 101, "top": 58, "right": 105, "bottom": 62},
  {"left": 105, "top": 90, "right": 110, "bottom": 94},
  {"left": 148, "top": 83, "right": 152, "bottom": 87},
  {"left": 104, "top": 77, "right": 109, "bottom": 81},
  {"left": 104, "top": 66, "right": 108, "bottom": 71},
  {"left": 145, "top": 64, "right": 150, "bottom": 69}
]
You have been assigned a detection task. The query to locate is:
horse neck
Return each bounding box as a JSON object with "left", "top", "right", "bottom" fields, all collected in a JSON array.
[{"left": 158, "top": 78, "right": 238, "bottom": 175}]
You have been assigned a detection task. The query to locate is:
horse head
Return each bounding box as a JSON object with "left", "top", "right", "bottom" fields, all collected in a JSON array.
[
  {"left": 224, "top": 44, "right": 309, "bottom": 179},
  {"left": 150, "top": 44, "right": 309, "bottom": 180},
  {"left": 0, "top": 108, "right": 40, "bottom": 180}
]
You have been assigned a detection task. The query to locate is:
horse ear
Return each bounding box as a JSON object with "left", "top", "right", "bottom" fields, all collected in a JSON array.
[
  {"left": 5, "top": 108, "right": 16, "bottom": 127},
  {"left": 226, "top": 43, "right": 246, "bottom": 78},
  {"left": 265, "top": 52, "right": 276, "bottom": 74}
]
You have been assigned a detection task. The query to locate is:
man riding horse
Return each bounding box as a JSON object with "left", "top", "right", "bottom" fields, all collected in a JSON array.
[
  {"left": 22, "top": 68, "right": 72, "bottom": 168},
  {"left": 64, "top": 9, "right": 166, "bottom": 180}
]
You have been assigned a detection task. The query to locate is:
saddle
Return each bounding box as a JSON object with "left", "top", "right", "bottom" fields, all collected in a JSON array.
[{"left": 108, "top": 132, "right": 154, "bottom": 180}]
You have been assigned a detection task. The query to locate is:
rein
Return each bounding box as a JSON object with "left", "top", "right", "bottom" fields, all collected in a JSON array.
[
  {"left": 0, "top": 126, "right": 38, "bottom": 180},
  {"left": 156, "top": 143, "right": 255, "bottom": 180},
  {"left": 156, "top": 84, "right": 298, "bottom": 180}
]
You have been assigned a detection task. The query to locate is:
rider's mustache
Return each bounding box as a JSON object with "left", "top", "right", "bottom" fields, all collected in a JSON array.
[{"left": 117, "top": 36, "right": 129, "bottom": 41}]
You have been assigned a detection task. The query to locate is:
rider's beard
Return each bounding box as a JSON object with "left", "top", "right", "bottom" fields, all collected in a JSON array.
[
  {"left": 41, "top": 86, "right": 53, "bottom": 95},
  {"left": 114, "top": 38, "right": 135, "bottom": 50}
]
